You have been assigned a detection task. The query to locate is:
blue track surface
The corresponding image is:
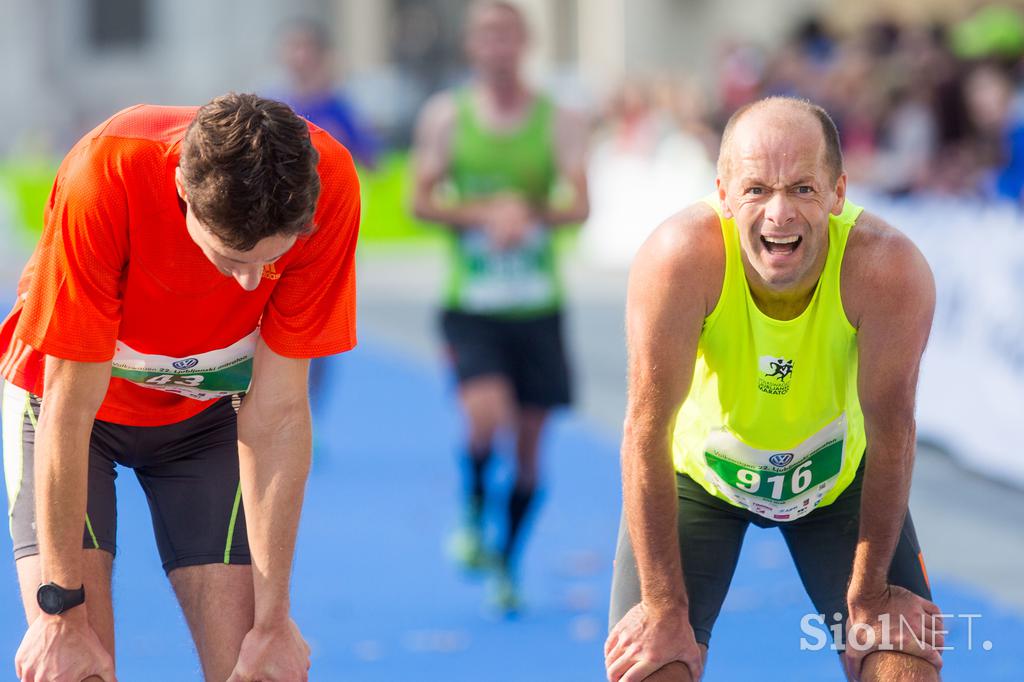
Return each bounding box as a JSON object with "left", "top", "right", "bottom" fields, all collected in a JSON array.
[{"left": 1, "top": 338, "right": 1020, "bottom": 680}]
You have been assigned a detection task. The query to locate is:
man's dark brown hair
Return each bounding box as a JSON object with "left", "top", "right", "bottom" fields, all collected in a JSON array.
[{"left": 180, "top": 92, "right": 321, "bottom": 251}]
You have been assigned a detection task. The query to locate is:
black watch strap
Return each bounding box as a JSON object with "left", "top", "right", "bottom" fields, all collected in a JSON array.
[{"left": 36, "top": 582, "right": 86, "bottom": 615}]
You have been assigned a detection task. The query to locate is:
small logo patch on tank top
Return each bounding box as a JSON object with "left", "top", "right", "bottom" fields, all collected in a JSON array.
[{"left": 758, "top": 355, "right": 794, "bottom": 395}]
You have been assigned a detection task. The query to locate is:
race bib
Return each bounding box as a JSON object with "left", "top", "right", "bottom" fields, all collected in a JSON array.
[
  {"left": 110, "top": 330, "right": 258, "bottom": 401},
  {"left": 702, "top": 414, "right": 847, "bottom": 521},
  {"left": 459, "top": 229, "right": 555, "bottom": 313}
]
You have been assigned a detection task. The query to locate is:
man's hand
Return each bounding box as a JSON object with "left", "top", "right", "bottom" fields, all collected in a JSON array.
[
  {"left": 482, "top": 194, "right": 536, "bottom": 250},
  {"left": 604, "top": 603, "right": 703, "bottom": 682},
  {"left": 15, "top": 611, "right": 115, "bottom": 682},
  {"left": 227, "top": 618, "right": 311, "bottom": 682},
  {"left": 843, "top": 584, "right": 944, "bottom": 680}
]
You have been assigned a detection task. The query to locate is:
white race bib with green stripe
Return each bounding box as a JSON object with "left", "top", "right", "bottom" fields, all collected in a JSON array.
[
  {"left": 110, "top": 329, "right": 257, "bottom": 401},
  {"left": 702, "top": 414, "right": 847, "bottom": 521},
  {"left": 458, "top": 229, "right": 556, "bottom": 313}
]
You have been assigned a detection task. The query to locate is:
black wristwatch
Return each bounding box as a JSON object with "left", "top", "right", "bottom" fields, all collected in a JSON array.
[{"left": 36, "top": 582, "right": 86, "bottom": 615}]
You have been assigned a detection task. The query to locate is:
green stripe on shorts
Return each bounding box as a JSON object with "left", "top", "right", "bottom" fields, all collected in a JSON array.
[
  {"left": 84, "top": 514, "right": 100, "bottom": 550},
  {"left": 224, "top": 483, "right": 242, "bottom": 563}
]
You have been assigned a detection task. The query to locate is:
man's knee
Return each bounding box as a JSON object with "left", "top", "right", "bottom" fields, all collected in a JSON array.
[
  {"left": 860, "top": 651, "right": 940, "bottom": 682},
  {"left": 642, "top": 645, "right": 707, "bottom": 682},
  {"left": 462, "top": 377, "right": 515, "bottom": 433},
  {"left": 643, "top": 662, "right": 694, "bottom": 682}
]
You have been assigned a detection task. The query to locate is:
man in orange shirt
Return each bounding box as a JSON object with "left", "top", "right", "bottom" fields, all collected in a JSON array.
[{"left": 0, "top": 93, "right": 360, "bottom": 681}]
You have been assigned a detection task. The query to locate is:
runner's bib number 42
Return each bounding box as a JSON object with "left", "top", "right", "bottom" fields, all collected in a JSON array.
[
  {"left": 702, "top": 414, "right": 847, "bottom": 521},
  {"left": 110, "top": 330, "right": 258, "bottom": 401}
]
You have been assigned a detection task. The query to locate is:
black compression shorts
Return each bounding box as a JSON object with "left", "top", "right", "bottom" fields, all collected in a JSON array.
[
  {"left": 3, "top": 386, "right": 250, "bottom": 574},
  {"left": 440, "top": 309, "right": 572, "bottom": 408},
  {"left": 608, "top": 460, "right": 932, "bottom": 648}
]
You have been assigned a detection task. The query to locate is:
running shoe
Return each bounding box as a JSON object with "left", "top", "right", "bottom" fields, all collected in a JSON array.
[
  {"left": 489, "top": 565, "right": 522, "bottom": 615},
  {"left": 448, "top": 522, "right": 489, "bottom": 571}
]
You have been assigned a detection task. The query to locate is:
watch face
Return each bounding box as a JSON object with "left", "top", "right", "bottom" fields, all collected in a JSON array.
[{"left": 37, "top": 585, "right": 64, "bottom": 614}]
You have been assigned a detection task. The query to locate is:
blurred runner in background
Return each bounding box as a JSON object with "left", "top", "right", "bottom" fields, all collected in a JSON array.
[
  {"left": 276, "top": 18, "right": 379, "bottom": 411},
  {"left": 411, "top": 0, "right": 588, "bottom": 613},
  {"left": 0, "top": 93, "right": 360, "bottom": 681},
  {"left": 279, "top": 18, "right": 380, "bottom": 170}
]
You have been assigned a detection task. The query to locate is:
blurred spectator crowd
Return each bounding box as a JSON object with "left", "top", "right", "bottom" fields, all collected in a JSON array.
[{"left": 596, "top": 4, "right": 1024, "bottom": 202}]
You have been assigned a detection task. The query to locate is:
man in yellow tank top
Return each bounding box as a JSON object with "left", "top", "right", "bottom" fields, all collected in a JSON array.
[{"left": 605, "top": 98, "right": 942, "bottom": 682}]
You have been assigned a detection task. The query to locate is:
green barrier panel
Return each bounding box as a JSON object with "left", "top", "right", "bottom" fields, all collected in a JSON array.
[
  {"left": 0, "top": 159, "right": 55, "bottom": 238},
  {"left": 358, "top": 152, "right": 443, "bottom": 246},
  {"left": 0, "top": 152, "right": 578, "bottom": 251}
]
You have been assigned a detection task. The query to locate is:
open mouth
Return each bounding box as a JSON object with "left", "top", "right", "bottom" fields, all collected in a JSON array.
[{"left": 761, "top": 235, "right": 802, "bottom": 256}]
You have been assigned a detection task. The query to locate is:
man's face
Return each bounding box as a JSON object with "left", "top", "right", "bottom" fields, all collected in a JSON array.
[
  {"left": 718, "top": 112, "right": 846, "bottom": 296},
  {"left": 281, "top": 28, "right": 326, "bottom": 82},
  {"left": 175, "top": 167, "right": 296, "bottom": 292},
  {"left": 465, "top": 6, "right": 526, "bottom": 80}
]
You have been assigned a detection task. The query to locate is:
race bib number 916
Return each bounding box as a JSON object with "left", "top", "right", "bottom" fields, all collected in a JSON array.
[{"left": 702, "top": 414, "right": 847, "bottom": 521}]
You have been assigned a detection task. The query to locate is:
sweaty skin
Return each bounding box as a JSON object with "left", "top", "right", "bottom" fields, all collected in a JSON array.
[{"left": 605, "top": 100, "right": 940, "bottom": 682}]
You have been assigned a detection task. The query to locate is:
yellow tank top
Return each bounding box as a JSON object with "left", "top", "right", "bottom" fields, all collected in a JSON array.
[{"left": 671, "top": 196, "right": 866, "bottom": 521}]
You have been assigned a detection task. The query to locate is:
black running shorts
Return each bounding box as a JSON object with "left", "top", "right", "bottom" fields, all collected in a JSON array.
[
  {"left": 2, "top": 383, "right": 250, "bottom": 573},
  {"left": 608, "top": 460, "right": 932, "bottom": 648},
  {"left": 440, "top": 309, "right": 572, "bottom": 408}
]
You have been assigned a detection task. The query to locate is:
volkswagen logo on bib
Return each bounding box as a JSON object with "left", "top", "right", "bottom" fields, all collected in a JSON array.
[
  {"left": 173, "top": 358, "right": 199, "bottom": 371},
  {"left": 769, "top": 452, "right": 794, "bottom": 468}
]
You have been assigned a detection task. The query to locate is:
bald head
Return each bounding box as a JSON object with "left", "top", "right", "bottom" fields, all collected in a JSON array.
[{"left": 717, "top": 97, "right": 843, "bottom": 184}]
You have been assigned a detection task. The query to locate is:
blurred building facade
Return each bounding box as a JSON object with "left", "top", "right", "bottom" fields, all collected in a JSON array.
[
  {"left": 4, "top": 0, "right": 326, "bottom": 153},
  {"left": 1, "top": 0, "right": 1001, "bottom": 153},
  {"left": 0, "top": 0, "right": 867, "bottom": 153}
]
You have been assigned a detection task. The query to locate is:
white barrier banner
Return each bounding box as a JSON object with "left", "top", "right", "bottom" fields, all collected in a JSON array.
[{"left": 864, "top": 193, "right": 1024, "bottom": 487}]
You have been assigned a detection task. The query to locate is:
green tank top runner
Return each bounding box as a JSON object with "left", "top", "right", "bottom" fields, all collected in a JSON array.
[
  {"left": 444, "top": 88, "right": 560, "bottom": 317},
  {"left": 672, "top": 196, "right": 867, "bottom": 522}
]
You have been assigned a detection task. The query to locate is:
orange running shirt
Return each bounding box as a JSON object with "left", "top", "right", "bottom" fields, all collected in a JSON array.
[{"left": 0, "top": 104, "right": 360, "bottom": 426}]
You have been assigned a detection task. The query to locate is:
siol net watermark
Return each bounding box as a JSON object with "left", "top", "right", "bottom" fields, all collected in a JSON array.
[{"left": 800, "top": 612, "right": 993, "bottom": 652}]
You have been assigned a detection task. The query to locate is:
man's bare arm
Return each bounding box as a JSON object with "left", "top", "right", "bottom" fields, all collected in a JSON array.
[
  {"left": 15, "top": 358, "right": 116, "bottom": 680},
  {"left": 605, "top": 206, "right": 722, "bottom": 681},
  {"left": 236, "top": 340, "right": 312, "bottom": 628},
  {"left": 843, "top": 216, "right": 935, "bottom": 599},
  {"left": 228, "top": 340, "right": 314, "bottom": 680},
  {"left": 622, "top": 205, "right": 721, "bottom": 612},
  {"left": 411, "top": 93, "right": 496, "bottom": 228},
  {"left": 540, "top": 107, "right": 590, "bottom": 226},
  {"left": 37, "top": 358, "right": 111, "bottom": 590}
]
